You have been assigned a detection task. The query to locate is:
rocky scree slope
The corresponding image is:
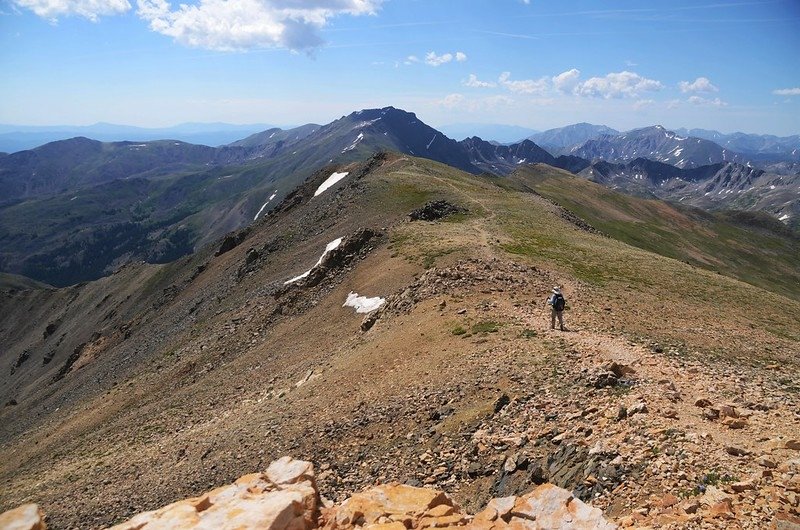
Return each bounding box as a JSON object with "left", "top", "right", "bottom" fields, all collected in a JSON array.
[{"left": 1, "top": 154, "right": 799, "bottom": 529}]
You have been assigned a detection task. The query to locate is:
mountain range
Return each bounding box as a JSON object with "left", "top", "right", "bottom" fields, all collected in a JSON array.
[
  {"left": 0, "top": 122, "right": 276, "bottom": 153},
  {"left": 0, "top": 106, "right": 797, "bottom": 287}
]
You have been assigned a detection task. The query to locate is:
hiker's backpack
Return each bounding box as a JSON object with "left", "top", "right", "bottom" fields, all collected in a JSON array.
[{"left": 553, "top": 294, "right": 566, "bottom": 311}]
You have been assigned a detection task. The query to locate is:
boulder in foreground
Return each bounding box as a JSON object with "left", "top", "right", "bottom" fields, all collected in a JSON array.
[{"left": 0, "top": 457, "right": 617, "bottom": 530}]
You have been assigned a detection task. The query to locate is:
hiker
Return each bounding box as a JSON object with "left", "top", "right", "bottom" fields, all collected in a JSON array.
[{"left": 547, "top": 287, "right": 566, "bottom": 331}]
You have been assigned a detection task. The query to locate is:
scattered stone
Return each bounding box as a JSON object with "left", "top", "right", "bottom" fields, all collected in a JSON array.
[
  {"left": 493, "top": 394, "right": 510, "bottom": 414},
  {"left": 786, "top": 440, "right": 800, "bottom": 451},
  {"left": 730, "top": 480, "right": 754, "bottom": 493},
  {"left": 725, "top": 446, "right": 750, "bottom": 457},
  {"left": 627, "top": 402, "right": 648, "bottom": 416},
  {"left": 757, "top": 456, "right": 777, "bottom": 468},
  {"left": 694, "top": 398, "right": 712, "bottom": 408}
]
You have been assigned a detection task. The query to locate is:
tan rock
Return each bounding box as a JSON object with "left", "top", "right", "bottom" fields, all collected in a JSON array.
[
  {"left": 758, "top": 456, "right": 778, "bottom": 468},
  {"left": 775, "top": 512, "right": 800, "bottom": 530},
  {"left": 0, "top": 504, "right": 46, "bottom": 530},
  {"left": 485, "top": 497, "right": 516, "bottom": 521},
  {"left": 505, "top": 483, "right": 617, "bottom": 529},
  {"left": 106, "top": 459, "right": 317, "bottom": 530},
  {"left": 658, "top": 494, "right": 679, "bottom": 508},
  {"left": 329, "top": 484, "right": 452, "bottom": 529},
  {"left": 730, "top": 480, "right": 754, "bottom": 493},
  {"left": 708, "top": 499, "right": 734, "bottom": 518},
  {"left": 700, "top": 485, "right": 731, "bottom": 507},
  {"left": 722, "top": 418, "right": 747, "bottom": 429}
]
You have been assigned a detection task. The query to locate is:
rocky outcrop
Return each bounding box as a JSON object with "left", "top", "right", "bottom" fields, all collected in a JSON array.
[
  {"left": 0, "top": 503, "right": 46, "bottom": 530},
  {"left": 105, "top": 457, "right": 318, "bottom": 530},
  {"left": 0, "top": 458, "right": 617, "bottom": 530}
]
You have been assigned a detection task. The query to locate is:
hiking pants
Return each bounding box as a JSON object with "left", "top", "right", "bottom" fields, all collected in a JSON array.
[{"left": 551, "top": 308, "right": 564, "bottom": 330}]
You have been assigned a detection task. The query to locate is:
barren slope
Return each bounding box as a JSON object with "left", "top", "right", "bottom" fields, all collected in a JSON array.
[{"left": 1, "top": 153, "right": 798, "bottom": 529}]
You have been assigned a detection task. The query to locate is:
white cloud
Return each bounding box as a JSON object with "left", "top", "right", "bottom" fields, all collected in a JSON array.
[
  {"left": 136, "top": 0, "right": 382, "bottom": 52},
  {"left": 463, "top": 74, "right": 496, "bottom": 88},
  {"left": 773, "top": 87, "right": 800, "bottom": 96},
  {"left": 13, "top": 0, "right": 130, "bottom": 21},
  {"left": 667, "top": 99, "right": 681, "bottom": 110},
  {"left": 498, "top": 71, "right": 549, "bottom": 94},
  {"left": 436, "top": 93, "right": 513, "bottom": 112},
  {"left": 688, "top": 95, "right": 727, "bottom": 107},
  {"left": 439, "top": 93, "right": 466, "bottom": 109},
  {"left": 633, "top": 99, "right": 655, "bottom": 110},
  {"left": 575, "top": 71, "right": 663, "bottom": 99},
  {"left": 425, "top": 51, "right": 453, "bottom": 66},
  {"left": 678, "top": 77, "right": 718, "bottom": 93},
  {"left": 404, "top": 55, "right": 420, "bottom": 65},
  {"left": 424, "top": 51, "right": 466, "bottom": 66},
  {"left": 552, "top": 68, "right": 580, "bottom": 94}
]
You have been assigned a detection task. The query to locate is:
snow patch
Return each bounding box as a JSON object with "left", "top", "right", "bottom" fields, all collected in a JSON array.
[
  {"left": 253, "top": 190, "right": 278, "bottom": 221},
  {"left": 314, "top": 172, "right": 349, "bottom": 197},
  {"left": 269, "top": 132, "right": 276, "bottom": 138},
  {"left": 779, "top": 214, "right": 790, "bottom": 221},
  {"left": 343, "top": 292, "right": 385, "bottom": 314},
  {"left": 342, "top": 132, "right": 364, "bottom": 153},
  {"left": 284, "top": 237, "right": 343, "bottom": 285},
  {"left": 426, "top": 134, "right": 437, "bottom": 150}
]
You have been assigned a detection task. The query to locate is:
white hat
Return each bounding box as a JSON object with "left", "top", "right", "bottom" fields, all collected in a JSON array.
[{"left": 552, "top": 287, "right": 561, "bottom": 294}]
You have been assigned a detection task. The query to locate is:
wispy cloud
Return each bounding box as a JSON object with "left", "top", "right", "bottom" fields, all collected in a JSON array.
[
  {"left": 498, "top": 72, "right": 549, "bottom": 94},
  {"left": 773, "top": 87, "right": 800, "bottom": 96},
  {"left": 12, "top": 0, "right": 130, "bottom": 22},
  {"left": 463, "top": 74, "right": 496, "bottom": 88},
  {"left": 679, "top": 77, "right": 719, "bottom": 93},
  {"left": 437, "top": 93, "right": 514, "bottom": 111},
  {"left": 633, "top": 99, "right": 655, "bottom": 110},
  {"left": 688, "top": 95, "right": 727, "bottom": 107},
  {"left": 423, "top": 51, "right": 467, "bottom": 66}
]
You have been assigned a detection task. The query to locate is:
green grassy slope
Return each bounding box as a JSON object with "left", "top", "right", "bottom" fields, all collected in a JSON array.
[{"left": 506, "top": 164, "right": 800, "bottom": 301}]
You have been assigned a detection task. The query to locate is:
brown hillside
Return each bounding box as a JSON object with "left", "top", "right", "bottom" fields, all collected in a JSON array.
[{"left": 1, "top": 154, "right": 798, "bottom": 529}]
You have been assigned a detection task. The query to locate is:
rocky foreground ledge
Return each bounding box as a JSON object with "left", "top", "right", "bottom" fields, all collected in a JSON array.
[{"left": 0, "top": 457, "right": 616, "bottom": 530}]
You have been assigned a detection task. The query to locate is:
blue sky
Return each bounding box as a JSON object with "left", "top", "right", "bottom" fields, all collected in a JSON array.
[{"left": 1, "top": 0, "right": 799, "bottom": 135}]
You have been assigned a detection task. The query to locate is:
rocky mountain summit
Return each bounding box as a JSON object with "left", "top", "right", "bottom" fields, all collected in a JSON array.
[{"left": 569, "top": 126, "right": 744, "bottom": 169}]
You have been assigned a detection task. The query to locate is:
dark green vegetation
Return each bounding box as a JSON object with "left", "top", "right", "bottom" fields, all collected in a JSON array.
[{"left": 510, "top": 164, "right": 800, "bottom": 301}]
